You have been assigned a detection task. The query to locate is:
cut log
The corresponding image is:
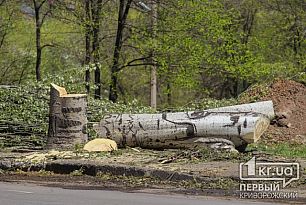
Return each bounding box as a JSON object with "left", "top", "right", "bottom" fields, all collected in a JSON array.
[
  {"left": 93, "top": 101, "right": 274, "bottom": 151},
  {"left": 47, "top": 84, "right": 88, "bottom": 149},
  {"left": 203, "top": 100, "right": 275, "bottom": 119},
  {"left": 101, "top": 100, "right": 274, "bottom": 122}
]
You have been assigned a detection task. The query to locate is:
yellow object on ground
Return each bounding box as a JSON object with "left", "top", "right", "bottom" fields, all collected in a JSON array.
[{"left": 83, "top": 138, "right": 118, "bottom": 152}]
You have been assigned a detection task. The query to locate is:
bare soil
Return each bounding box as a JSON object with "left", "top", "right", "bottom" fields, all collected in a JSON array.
[{"left": 241, "top": 79, "right": 306, "bottom": 143}]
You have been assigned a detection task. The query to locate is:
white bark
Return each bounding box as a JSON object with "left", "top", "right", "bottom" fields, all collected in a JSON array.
[
  {"left": 101, "top": 101, "right": 274, "bottom": 122},
  {"left": 93, "top": 101, "right": 273, "bottom": 150},
  {"left": 203, "top": 100, "right": 275, "bottom": 119},
  {"left": 150, "top": 0, "right": 158, "bottom": 109}
]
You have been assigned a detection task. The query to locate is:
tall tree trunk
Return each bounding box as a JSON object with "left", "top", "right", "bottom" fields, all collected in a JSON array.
[
  {"left": 236, "top": 6, "right": 257, "bottom": 95},
  {"left": 92, "top": 0, "right": 102, "bottom": 99},
  {"left": 150, "top": 0, "right": 158, "bottom": 109},
  {"left": 34, "top": 1, "right": 42, "bottom": 81},
  {"left": 84, "top": 0, "right": 91, "bottom": 94},
  {"left": 109, "top": 0, "right": 132, "bottom": 103}
]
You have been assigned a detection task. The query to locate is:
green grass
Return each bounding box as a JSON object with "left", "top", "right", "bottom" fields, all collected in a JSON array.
[{"left": 248, "top": 143, "right": 306, "bottom": 159}]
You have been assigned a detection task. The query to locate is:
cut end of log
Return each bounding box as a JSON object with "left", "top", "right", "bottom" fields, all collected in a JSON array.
[
  {"left": 50, "top": 84, "right": 86, "bottom": 98},
  {"left": 242, "top": 116, "right": 270, "bottom": 144},
  {"left": 62, "top": 94, "right": 87, "bottom": 98},
  {"left": 51, "top": 83, "right": 67, "bottom": 96}
]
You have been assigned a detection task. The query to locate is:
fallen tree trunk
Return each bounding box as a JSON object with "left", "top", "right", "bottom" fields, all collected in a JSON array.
[
  {"left": 94, "top": 101, "right": 274, "bottom": 151},
  {"left": 101, "top": 100, "right": 274, "bottom": 122},
  {"left": 47, "top": 84, "right": 88, "bottom": 149}
]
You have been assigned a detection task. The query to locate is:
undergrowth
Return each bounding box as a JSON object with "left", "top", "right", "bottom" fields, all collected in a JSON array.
[{"left": 0, "top": 69, "right": 238, "bottom": 148}]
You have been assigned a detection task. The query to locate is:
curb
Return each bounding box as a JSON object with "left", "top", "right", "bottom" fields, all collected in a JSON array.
[{"left": 0, "top": 159, "right": 238, "bottom": 183}]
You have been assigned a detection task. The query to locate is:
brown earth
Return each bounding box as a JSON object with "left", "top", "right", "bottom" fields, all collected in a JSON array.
[{"left": 241, "top": 79, "right": 306, "bottom": 143}]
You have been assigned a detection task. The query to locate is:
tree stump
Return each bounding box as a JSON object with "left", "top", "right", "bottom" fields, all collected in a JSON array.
[{"left": 47, "top": 84, "right": 88, "bottom": 149}]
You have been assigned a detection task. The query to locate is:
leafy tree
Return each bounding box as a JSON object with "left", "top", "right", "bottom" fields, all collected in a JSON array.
[
  {"left": 0, "top": 0, "right": 304, "bottom": 107},
  {"left": 133, "top": 0, "right": 254, "bottom": 102},
  {"left": 109, "top": 0, "right": 133, "bottom": 103},
  {"left": 32, "top": 0, "right": 56, "bottom": 81}
]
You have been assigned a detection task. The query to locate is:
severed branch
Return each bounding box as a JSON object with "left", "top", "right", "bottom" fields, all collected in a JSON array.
[
  {"left": 119, "top": 56, "right": 155, "bottom": 70},
  {"left": 41, "top": 43, "right": 57, "bottom": 50},
  {"left": 0, "top": 32, "right": 7, "bottom": 49},
  {"left": 41, "top": 10, "right": 51, "bottom": 26}
]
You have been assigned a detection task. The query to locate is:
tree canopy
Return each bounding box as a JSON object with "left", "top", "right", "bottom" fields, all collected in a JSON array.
[{"left": 0, "top": 0, "right": 305, "bottom": 107}]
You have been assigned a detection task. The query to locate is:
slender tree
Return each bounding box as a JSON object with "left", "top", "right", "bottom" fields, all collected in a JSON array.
[
  {"left": 92, "top": 0, "right": 103, "bottom": 99},
  {"left": 109, "top": 0, "right": 133, "bottom": 102},
  {"left": 84, "top": 0, "right": 92, "bottom": 94},
  {"left": 0, "top": 0, "right": 12, "bottom": 50},
  {"left": 32, "top": 0, "right": 54, "bottom": 81}
]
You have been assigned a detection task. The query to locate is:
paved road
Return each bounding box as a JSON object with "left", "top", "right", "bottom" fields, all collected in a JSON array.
[{"left": 0, "top": 182, "right": 283, "bottom": 205}]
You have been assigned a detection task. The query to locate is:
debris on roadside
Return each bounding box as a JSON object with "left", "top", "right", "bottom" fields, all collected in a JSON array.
[
  {"left": 83, "top": 138, "right": 118, "bottom": 152},
  {"left": 15, "top": 150, "right": 74, "bottom": 164}
]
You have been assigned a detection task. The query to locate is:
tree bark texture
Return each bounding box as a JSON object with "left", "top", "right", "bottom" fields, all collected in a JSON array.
[
  {"left": 109, "top": 0, "right": 133, "bottom": 103},
  {"left": 33, "top": 0, "right": 42, "bottom": 81},
  {"left": 93, "top": 101, "right": 274, "bottom": 150},
  {"left": 150, "top": 0, "right": 158, "bottom": 109},
  {"left": 84, "top": 0, "right": 91, "bottom": 94},
  {"left": 33, "top": 0, "right": 52, "bottom": 82},
  {"left": 47, "top": 84, "right": 88, "bottom": 149},
  {"left": 92, "top": 0, "right": 102, "bottom": 99}
]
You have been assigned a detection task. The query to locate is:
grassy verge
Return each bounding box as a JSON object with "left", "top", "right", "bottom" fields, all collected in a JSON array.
[
  {"left": 0, "top": 169, "right": 238, "bottom": 191},
  {"left": 247, "top": 143, "right": 306, "bottom": 159}
]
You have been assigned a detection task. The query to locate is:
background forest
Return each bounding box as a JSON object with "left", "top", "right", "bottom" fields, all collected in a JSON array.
[{"left": 0, "top": 0, "right": 305, "bottom": 108}]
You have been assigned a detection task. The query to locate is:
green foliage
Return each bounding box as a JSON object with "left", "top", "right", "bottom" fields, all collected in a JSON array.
[
  {"left": 0, "top": 65, "right": 237, "bottom": 148},
  {"left": 246, "top": 0, "right": 305, "bottom": 80},
  {"left": 0, "top": 69, "right": 154, "bottom": 147},
  {"left": 156, "top": 0, "right": 251, "bottom": 87},
  {"left": 88, "top": 97, "right": 154, "bottom": 122},
  {"left": 0, "top": 67, "right": 87, "bottom": 134},
  {"left": 160, "top": 98, "right": 238, "bottom": 112},
  {"left": 248, "top": 143, "right": 306, "bottom": 159},
  {"left": 1, "top": 0, "right": 305, "bottom": 104},
  {"left": 238, "top": 82, "right": 270, "bottom": 103},
  {"left": 0, "top": 85, "right": 49, "bottom": 132}
]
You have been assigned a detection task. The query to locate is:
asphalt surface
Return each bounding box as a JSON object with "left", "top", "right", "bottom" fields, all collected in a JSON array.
[{"left": 0, "top": 182, "right": 284, "bottom": 205}]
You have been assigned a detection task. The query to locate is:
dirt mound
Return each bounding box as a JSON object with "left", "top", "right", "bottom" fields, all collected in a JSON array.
[{"left": 241, "top": 79, "right": 306, "bottom": 144}]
